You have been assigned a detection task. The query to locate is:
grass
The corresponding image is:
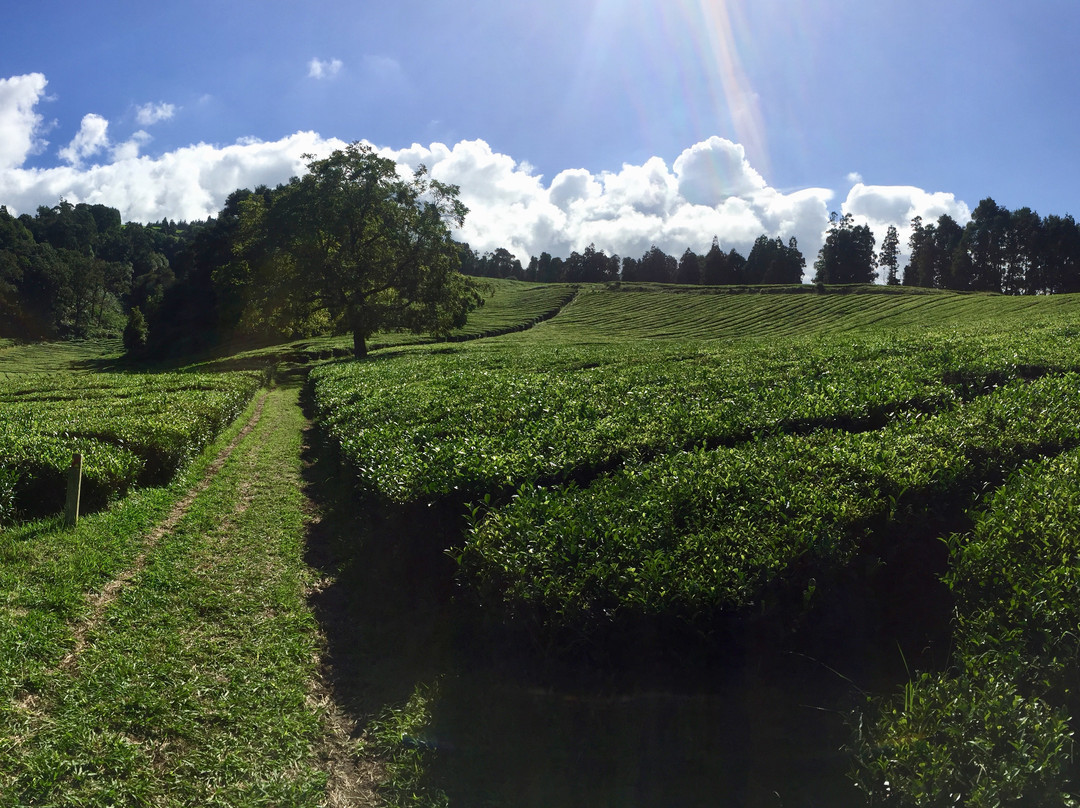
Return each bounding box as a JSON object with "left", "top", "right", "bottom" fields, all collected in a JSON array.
[{"left": 0, "top": 388, "right": 332, "bottom": 806}]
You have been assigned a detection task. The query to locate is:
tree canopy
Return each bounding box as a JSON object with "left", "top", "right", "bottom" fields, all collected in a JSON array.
[
  {"left": 231, "top": 143, "right": 479, "bottom": 357},
  {"left": 813, "top": 213, "right": 877, "bottom": 285}
]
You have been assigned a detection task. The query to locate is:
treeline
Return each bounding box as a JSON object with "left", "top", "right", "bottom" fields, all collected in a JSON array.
[
  {"left": 464, "top": 198, "right": 1080, "bottom": 295},
  {"left": 460, "top": 235, "right": 807, "bottom": 285},
  {"left": 0, "top": 194, "right": 260, "bottom": 355},
  {"left": 898, "top": 198, "right": 1080, "bottom": 293},
  {"left": 811, "top": 200, "right": 1080, "bottom": 292},
  {"left": 0, "top": 201, "right": 194, "bottom": 340},
  {"left": 5, "top": 190, "right": 1080, "bottom": 357}
]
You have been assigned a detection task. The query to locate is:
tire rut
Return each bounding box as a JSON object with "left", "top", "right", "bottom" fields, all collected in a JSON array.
[{"left": 57, "top": 391, "right": 270, "bottom": 673}]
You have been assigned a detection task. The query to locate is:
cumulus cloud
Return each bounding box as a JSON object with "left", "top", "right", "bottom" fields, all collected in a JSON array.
[
  {"left": 2, "top": 131, "right": 345, "bottom": 223},
  {"left": 308, "top": 58, "right": 343, "bottom": 79},
  {"left": 59, "top": 113, "right": 110, "bottom": 166},
  {"left": 0, "top": 73, "right": 49, "bottom": 170},
  {"left": 1, "top": 75, "right": 977, "bottom": 282},
  {"left": 843, "top": 183, "right": 970, "bottom": 227},
  {"left": 842, "top": 183, "right": 971, "bottom": 280},
  {"left": 111, "top": 130, "right": 152, "bottom": 162},
  {"left": 135, "top": 102, "right": 176, "bottom": 126},
  {"left": 381, "top": 137, "right": 835, "bottom": 269},
  {"left": 673, "top": 136, "right": 767, "bottom": 205}
]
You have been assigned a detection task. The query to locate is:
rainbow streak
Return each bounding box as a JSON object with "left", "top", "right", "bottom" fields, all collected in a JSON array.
[
  {"left": 679, "top": 0, "right": 770, "bottom": 177},
  {"left": 567, "top": 0, "right": 772, "bottom": 178}
]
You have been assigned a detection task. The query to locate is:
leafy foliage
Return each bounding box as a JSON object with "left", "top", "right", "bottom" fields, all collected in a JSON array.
[
  {"left": 309, "top": 297, "right": 1080, "bottom": 802},
  {"left": 230, "top": 143, "right": 479, "bottom": 357},
  {"left": 814, "top": 212, "right": 877, "bottom": 284},
  {"left": 0, "top": 370, "right": 260, "bottom": 517}
]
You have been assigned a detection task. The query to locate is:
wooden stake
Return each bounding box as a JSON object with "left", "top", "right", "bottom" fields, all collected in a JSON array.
[{"left": 64, "top": 453, "right": 82, "bottom": 528}]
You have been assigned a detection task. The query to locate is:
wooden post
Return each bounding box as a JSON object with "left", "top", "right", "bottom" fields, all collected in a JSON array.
[{"left": 64, "top": 453, "right": 83, "bottom": 528}]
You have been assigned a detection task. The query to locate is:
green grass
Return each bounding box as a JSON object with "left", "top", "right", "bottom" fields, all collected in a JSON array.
[
  {"left": 0, "top": 339, "right": 124, "bottom": 377},
  {"left": 0, "top": 387, "right": 331, "bottom": 806},
  {"left": 516, "top": 283, "right": 1080, "bottom": 343}
]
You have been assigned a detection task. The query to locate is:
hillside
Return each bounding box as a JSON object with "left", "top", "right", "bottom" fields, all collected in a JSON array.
[
  {"left": 7, "top": 283, "right": 1080, "bottom": 807},
  {"left": 517, "top": 282, "right": 1080, "bottom": 342}
]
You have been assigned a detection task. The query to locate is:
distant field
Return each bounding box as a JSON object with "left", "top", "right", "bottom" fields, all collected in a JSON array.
[
  {"left": 521, "top": 283, "right": 1080, "bottom": 342},
  {"left": 0, "top": 339, "right": 124, "bottom": 377},
  {"left": 189, "top": 278, "right": 577, "bottom": 371}
]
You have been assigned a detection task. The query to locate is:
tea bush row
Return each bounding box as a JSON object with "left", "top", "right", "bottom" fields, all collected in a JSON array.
[
  {"left": 310, "top": 325, "right": 1080, "bottom": 507},
  {"left": 853, "top": 446, "right": 1080, "bottom": 805},
  {"left": 462, "top": 372, "right": 1080, "bottom": 628},
  {"left": 0, "top": 371, "right": 261, "bottom": 519}
]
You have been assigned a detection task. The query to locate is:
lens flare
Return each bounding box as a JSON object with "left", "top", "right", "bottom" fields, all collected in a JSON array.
[{"left": 680, "top": 0, "right": 769, "bottom": 177}]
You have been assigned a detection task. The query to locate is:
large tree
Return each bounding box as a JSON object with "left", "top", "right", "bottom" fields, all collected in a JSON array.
[
  {"left": 879, "top": 224, "right": 900, "bottom": 285},
  {"left": 813, "top": 213, "right": 876, "bottom": 284},
  {"left": 238, "top": 143, "right": 478, "bottom": 357}
]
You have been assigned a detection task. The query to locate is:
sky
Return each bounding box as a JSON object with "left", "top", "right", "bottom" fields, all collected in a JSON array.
[{"left": 2, "top": 0, "right": 1079, "bottom": 279}]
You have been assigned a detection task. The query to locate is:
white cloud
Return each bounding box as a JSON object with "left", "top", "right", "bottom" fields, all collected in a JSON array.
[
  {"left": 111, "top": 130, "right": 152, "bottom": 162},
  {"left": 0, "top": 75, "right": 978, "bottom": 282},
  {"left": 308, "top": 58, "right": 343, "bottom": 79},
  {"left": 549, "top": 169, "right": 602, "bottom": 211},
  {"left": 58, "top": 113, "right": 110, "bottom": 166},
  {"left": 846, "top": 171, "right": 863, "bottom": 184},
  {"left": 384, "top": 137, "right": 833, "bottom": 270},
  {"left": 135, "top": 102, "right": 176, "bottom": 126},
  {"left": 842, "top": 183, "right": 972, "bottom": 281},
  {"left": 673, "top": 136, "right": 767, "bottom": 205},
  {"left": 0, "top": 73, "right": 49, "bottom": 170},
  {"left": 843, "top": 183, "right": 970, "bottom": 227}
]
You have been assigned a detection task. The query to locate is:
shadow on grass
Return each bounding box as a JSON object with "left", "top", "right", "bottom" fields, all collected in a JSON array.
[{"left": 300, "top": 419, "right": 465, "bottom": 726}]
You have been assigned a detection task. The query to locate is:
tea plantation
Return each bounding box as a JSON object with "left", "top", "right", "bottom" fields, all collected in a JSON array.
[
  {"left": 308, "top": 284, "right": 1080, "bottom": 804},
  {"left": 8, "top": 281, "right": 1080, "bottom": 805}
]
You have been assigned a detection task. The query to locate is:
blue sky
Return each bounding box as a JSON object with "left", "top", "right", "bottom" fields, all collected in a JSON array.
[{"left": 2, "top": 0, "right": 1079, "bottom": 272}]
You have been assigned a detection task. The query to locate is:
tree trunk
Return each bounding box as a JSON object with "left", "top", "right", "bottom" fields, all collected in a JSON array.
[{"left": 352, "top": 328, "right": 367, "bottom": 358}]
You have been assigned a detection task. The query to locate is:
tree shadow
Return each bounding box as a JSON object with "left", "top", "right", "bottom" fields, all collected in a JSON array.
[
  {"left": 300, "top": 419, "right": 466, "bottom": 727},
  {"left": 296, "top": 401, "right": 958, "bottom": 807}
]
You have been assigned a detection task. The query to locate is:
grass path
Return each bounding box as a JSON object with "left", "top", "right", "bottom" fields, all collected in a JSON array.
[{"left": 1, "top": 385, "right": 377, "bottom": 807}]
